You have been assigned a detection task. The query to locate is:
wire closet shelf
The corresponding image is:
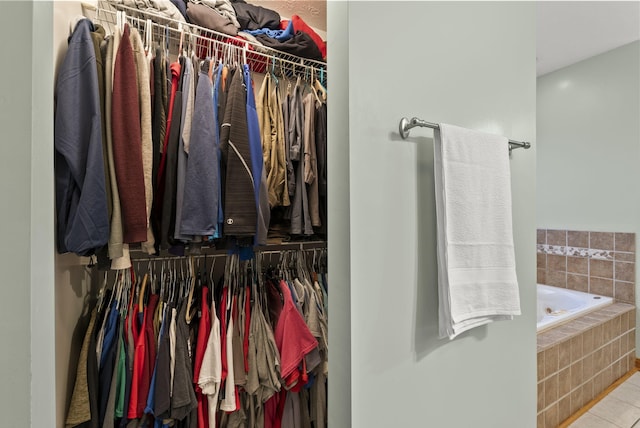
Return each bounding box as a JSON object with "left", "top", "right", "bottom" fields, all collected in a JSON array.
[{"left": 84, "top": 0, "right": 327, "bottom": 80}]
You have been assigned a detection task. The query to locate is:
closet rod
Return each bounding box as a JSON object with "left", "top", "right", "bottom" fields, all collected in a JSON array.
[
  {"left": 85, "top": 1, "right": 327, "bottom": 77},
  {"left": 126, "top": 241, "right": 326, "bottom": 260},
  {"left": 398, "top": 117, "right": 531, "bottom": 153},
  {"left": 126, "top": 248, "right": 324, "bottom": 263}
]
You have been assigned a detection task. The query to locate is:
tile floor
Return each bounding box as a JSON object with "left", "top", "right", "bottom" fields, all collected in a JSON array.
[{"left": 569, "top": 372, "right": 640, "bottom": 427}]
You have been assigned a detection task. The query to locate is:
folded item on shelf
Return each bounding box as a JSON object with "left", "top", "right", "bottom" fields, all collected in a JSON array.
[
  {"left": 115, "top": 0, "right": 187, "bottom": 22},
  {"left": 230, "top": 0, "right": 280, "bottom": 31},
  {"left": 190, "top": 0, "right": 240, "bottom": 28},
  {"left": 256, "top": 30, "right": 323, "bottom": 61},
  {"left": 281, "top": 15, "right": 326, "bottom": 60},
  {"left": 246, "top": 19, "right": 293, "bottom": 42},
  {"left": 169, "top": 0, "right": 187, "bottom": 19},
  {"left": 187, "top": 2, "right": 238, "bottom": 36}
]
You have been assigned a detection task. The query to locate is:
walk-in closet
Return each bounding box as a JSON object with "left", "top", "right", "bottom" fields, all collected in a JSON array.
[{"left": 54, "top": 1, "right": 329, "bottom": 427}]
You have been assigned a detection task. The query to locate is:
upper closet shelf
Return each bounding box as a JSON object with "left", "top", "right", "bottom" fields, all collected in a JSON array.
[{"left": 83, "top": 0, "right": 327, "bottom": 79}]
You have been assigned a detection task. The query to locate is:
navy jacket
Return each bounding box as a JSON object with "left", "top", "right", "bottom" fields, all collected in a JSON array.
[{"left": 55, "top": 19, "right": 109, "bottom": 255}]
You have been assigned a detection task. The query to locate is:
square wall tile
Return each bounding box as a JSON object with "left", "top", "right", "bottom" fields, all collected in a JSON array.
[
  {"left": 538, "top": 381, "right": 545, "bottom": 412},
  {"left": 558, "top": 395, "right": 571, "bottom": 425},
  {"left": 627, "top": 332, "right": 635, "bottom": 353},
  {"left": 567, "top": 274, "right": 589, "bottom": 292},
  {"left": 594, "top": 371, "right": 604, "bottom": 395},
  {"left": 590, "top": 259, "right": 613, "bottom": 279},
  {"left": 548, "top": 230, "right": 567, "bottom": 246},
  {"left": 548, "top": 254, "right": 567, "bottom": 272},
  {"left": 570, "top": 335, "right": 583, "bottom": 361},
  {"left": 591, "top": 232, "right": 614, "bottom": 251},
  {"left": 571, "top": 360, "right": 583, "bottom": 390},
  {"left": 568, "top": 230, "right": 589, "bottom": 248},
  {"left": 537, "top": 269, "right": 547, "bottom": 285},
  {"left": 559, "top": 341, "right": 571, "bottom": 370},
  {"left": 583, "top": 329, "right": 594, "bottom": 355},
  {"left": 620, "top": 312, "right": 632, "bottom": 334},
  {"left": 590, "top": 277, "right": 614, "bottom": 298},
  {"left": 615, "top": 262, "right": 635, "bottom": 282},
  {"left": 537, "top": 253, "right": 546, "bottom": 269},
  {"left": 547, "top": 271, "right": 567, "bottom": 288},
  {"left": 545, "top": 375, "right": 559, "bottom": 407},
  {"left": 583, "top": 353, "right": 594, "bottom": 380},
  {"left": 545, "top": 345, "right": 559, "bottom": 375},
  {"left": 537, "top": 412, "right": 544, "bottom": 428},
  {"left": 582, "top": 380, "right": 594, "bottom": 405},
  {"left": 615, "top": 252, "right": 635, "bottom": 262},
  {"left": 593, "top": 324, "right": 604, "bottom": 349},
  {"left": 571, "top": 386, "right": 584, "bottom": 414},
  {"left": 594, "top": 347, "right": 605, "bottom": 373},
  {"left": 567, "top": 256, "right": 588, "bottom": 274},
  {"left": 544, "top": 403, "right": 558, "bottom": 428},
  {"left": 538, "top": 351, "right": 545, "bottom": 381},
  {"left": 602, "top": 321, "right": 613, "bottom": 346},
  {"left": 615, "top": 232, "right": 635, "bottom": 252},
  {"left": 558, "top": 367, "right": 571, "bottom": 397},
  {"left": 613, "top": 316, "right": 622, "bottom": 338},
  {"left": 537, "top": 229, "right": 546, "bottom": 245}
]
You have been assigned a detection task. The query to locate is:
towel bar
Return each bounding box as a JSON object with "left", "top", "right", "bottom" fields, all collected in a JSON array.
[{"left": 398, "top": 117, "right": 531, "bottom": 154}]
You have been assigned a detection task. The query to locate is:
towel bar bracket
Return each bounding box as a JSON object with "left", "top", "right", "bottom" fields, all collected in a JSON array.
[{"left": 398, "top": 116, "right": 531, "bottom": 154}]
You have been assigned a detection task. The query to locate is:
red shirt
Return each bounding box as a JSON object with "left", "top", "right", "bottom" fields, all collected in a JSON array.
[{"left": 274, "top": 280, "right": 318, "bottom": 387}]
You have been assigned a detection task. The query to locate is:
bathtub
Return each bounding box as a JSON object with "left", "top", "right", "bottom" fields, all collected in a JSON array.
[{"left": 537, "top": 284, "right": 613, "bottom": 332}]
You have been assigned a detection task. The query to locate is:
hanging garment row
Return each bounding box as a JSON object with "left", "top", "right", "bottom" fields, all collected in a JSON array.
[
  {"left": 66, "top": 249, "right": 328, "bottom": 428},
  {"left": 55, "top": 17, "right": 328, "bottom": 270}
]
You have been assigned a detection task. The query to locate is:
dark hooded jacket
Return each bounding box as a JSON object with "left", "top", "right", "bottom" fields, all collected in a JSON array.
[{"left": 55, "top": 18, "right": 109, "bottom": 256}]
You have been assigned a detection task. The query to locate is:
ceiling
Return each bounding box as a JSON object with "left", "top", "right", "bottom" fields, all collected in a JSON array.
[
  {"left": 536, "top": 1, "right": 640, "bottom": 76},
  {"left": 245, "top": 2, "right": 640, "bottom": 74}
]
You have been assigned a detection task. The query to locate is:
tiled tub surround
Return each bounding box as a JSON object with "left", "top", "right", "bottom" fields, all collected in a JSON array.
[
  {"left": 537, "top": 304, "right": 636, "bottom": 428},
  {"left": 537, "top": 230, "right": 636, "bottom": 305}
]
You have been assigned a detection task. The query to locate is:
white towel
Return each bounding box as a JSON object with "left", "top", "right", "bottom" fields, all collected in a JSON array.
[{"left": 434, "top": 123, "right": 521, "bottom": 340}]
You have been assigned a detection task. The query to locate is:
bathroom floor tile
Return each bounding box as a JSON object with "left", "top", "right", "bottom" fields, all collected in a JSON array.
[
  {"left": 625, "top": 372, "right": 640, "bottom": 388},
  {"left": 589, "top": 396, "right": 640, "bottom": 427},
  {"left": 609, "top": 382, "right": 640, "bottom": 408},
  {"left": 568, "top": 412, "right": 619, "bottom": 428},
  {"left": 567, "top": 372, "right": 640, "bottom": 428}
]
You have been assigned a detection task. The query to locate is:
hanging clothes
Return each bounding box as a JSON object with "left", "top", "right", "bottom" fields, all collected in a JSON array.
[
  {"left": 219, "top": 68, "right": 257, "bottom": 237},
  {"left": 288, "top": 81, "right": 313, "bottom": 236},
  {"left": 314, "top": 103, "right": 327, "bottom": 238},
  {"left": 55, "top": 18, "right": 109, "bottom": 256},
  {"left": 244, "top": 64, "right": 270, "bottom": 246},
  {"left": 256, "top": 73, "right": 289, "bottom": 209},
  {"left": 180, "top": 61, "right": 220, "bottom": 237},
  {"left": 174, "top": 54, "right": 196, "bottom": 242},
  {"left": 66, "top": 249, "right": 327, "bottom": 428},
  {"left": 302, "top": 92, "right": 320, "bottom": 228},
  {"left": 112, "top": 23, "right": 148, "bottom": 244}
]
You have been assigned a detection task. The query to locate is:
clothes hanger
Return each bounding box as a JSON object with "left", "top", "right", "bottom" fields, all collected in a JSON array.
[
  {"left": 96, "top": 272, "right": 109, "bottom": 314},
  {"left": 144, "top": 19, "right": 152, "bottom": 55},
  {"left": 309, "top": 66, "right": 322, "bottom": 104},
  {"left": 186, "top": 256, "right": 196, "bottom": 323},
  {"left": 138, "top": 270, "right": 149, "bottom": 315},
  {"left": 313, "top": 67, "right": 327, "bottom": 103}
]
